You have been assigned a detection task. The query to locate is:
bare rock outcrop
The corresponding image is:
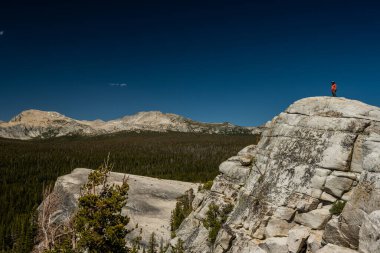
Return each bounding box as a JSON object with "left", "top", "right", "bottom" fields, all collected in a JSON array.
[
  {"left": 169, "top": 97, "right": 380, "bottom": 253},
  {"left": 34, "top": 168, "right": 199, "bottom": 252}
]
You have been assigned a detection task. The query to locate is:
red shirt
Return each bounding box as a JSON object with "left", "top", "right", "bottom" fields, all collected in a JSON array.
[{"left": 331, "top": 83, "right": 337, "bottom": 92}]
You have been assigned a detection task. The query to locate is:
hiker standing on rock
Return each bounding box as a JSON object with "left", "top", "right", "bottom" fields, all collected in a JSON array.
[{"left": 331, "top": 81, "right": 337, "bottom": 97}]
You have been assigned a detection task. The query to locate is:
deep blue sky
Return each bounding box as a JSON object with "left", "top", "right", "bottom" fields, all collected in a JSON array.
[{"left": 1, "top": 0, "right": 380, "bottom": 126}]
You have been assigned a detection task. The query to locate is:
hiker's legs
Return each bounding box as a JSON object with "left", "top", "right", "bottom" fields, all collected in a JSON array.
[{"left": 332, "top": 91, "right": 336, "bottom": 97}]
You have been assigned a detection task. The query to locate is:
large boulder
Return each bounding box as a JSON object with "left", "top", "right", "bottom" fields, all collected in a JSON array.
[
  {"left": 316, "top": 243, "right": 359, "bottom": 253},
  {"left": 323, "top": 217, "right": 353, "bottom": 248},
  {"left": 287, "top": 226, "right": 310, "bottom": 253},
  {"left": 323, "top": 169, "right": 380, "bottom": 249},
  {"left": 359, "top": 210, "right": 380, "bottom": 253},
  {"left": 259, "top": 237, "right": 288, "bottom": 253},
  {"left": 265, "top": 217, "right": 293, "bottom": 237},
  {"left": 273, "top": 206, "right": 296, "bottom": 221},
  {"left": 307, "top": 230, "right": 324, "bottom": 253},
  {"left": 294, "top": 207, "right": 331, "bottom": 229},
  {"left": 324, "top": 175, "right": 353, "bottom": 198},
  {"left": 219, "top": 160, "right": 250, "bottom": 184}
]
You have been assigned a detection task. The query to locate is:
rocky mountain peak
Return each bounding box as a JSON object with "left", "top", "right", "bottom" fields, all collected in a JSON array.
[
  {"left": 9, "top": 109, "right": 69, "bottom": 124},
  {"left": 0, "top": 109, "right": 258, "bottom": 140},
  {"left": 121, "top": 111, "right": 184, "bottom": 125}
]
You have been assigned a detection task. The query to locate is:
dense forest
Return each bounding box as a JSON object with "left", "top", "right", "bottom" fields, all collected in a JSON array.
[{"left": 0, "top": 131, "right": 260, "bottom": 252}]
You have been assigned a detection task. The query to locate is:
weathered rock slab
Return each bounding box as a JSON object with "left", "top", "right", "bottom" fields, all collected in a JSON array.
[
  {"left": 316, "top": 243, "right": 359, "bottom": 253},
  {"left": 359, "top": 210, "right": 380, "bottom": 253},
  {"left": 287, "top": 226, "right": 309, "bottom": 253},
  {"left": 273, "top": 206, "right": 296, "bottom": 221},
  {"left": 324, "top": 175, "right": 353, "bottom": 198},
  {"left": 259, "top": 237, "right": 288, "bottom": 253},
  {"left": 294, "top": 207, "right": 331, "bottom": 229},
  {"left": 37, "top": 168, "right": 199, "bottom": 247},
  {"left": 265, "top": 218, "right": 292, "bottom": 237},
  {"left": 219, "top": 160, "right": 250, "bottom": 184},
  {"left": 323, "top": 217, "right": 353, "bottom": 248},
  {"left": 307, "top": 230, "right": 323, "bottom": 253}
]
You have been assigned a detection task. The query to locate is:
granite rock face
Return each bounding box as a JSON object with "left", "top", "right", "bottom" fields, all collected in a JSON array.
[
  {"left": 359, "top": 210, "right": 380, "bottom": 253},
  {"left": 34, "top": 168, "right": 199, "bottom": 252},
  {"left": 169, "top": 97, "right": 380, "bottom": 253}
]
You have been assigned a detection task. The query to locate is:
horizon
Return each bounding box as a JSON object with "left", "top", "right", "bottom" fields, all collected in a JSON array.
[
  {"left": 1, "top": 95, "right": 378, "bottom": 127},
  {"left": 1, "top": 1, "right": 380, "bottom": 126},
  {"left": 1, "top": 106, "right": 264, "bottom": 126}
]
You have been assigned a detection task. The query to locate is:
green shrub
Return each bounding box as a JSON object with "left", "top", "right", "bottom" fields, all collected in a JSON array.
[
  {"left": 202, "top": 181, "right": 214, "bottom": 190},
  {"left": 329, "top": 200, "right": 346, "bottom": 215},
  {"left": 202, "top": 202, "right": 234, "bottom": 243},
  {"left": 170, "top": 189, "right": 195, "bottom": 236}
]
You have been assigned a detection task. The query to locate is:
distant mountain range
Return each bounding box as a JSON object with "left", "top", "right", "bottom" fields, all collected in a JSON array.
[{"left": 0, "top": 110, "right": 261, "bottom": 140}]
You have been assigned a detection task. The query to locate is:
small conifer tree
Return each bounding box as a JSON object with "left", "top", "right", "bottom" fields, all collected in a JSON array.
[
  {"left": 148, "top": 232, "right": 157, "bottom": 253},
  {"left": 172, "top": 239, "right": 184, "bottom": 253},
  {"left": 45, "top": 156, "right": 131, "bottom": 252},
  {"left": 203, "top": 202, "right": 233, "bottom": 243},
  {"left": 74, "top": 157, "right": 130, "bottom": 252},
  {"left": 170, "top": 189, "right": 194, "bottom": 237}
]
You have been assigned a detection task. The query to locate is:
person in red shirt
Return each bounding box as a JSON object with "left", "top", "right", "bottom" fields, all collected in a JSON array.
[{"left": 331, "top": 81, "right": 337, "bottom": 97}]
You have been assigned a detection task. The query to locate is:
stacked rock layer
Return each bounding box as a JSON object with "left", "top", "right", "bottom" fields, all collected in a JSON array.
[{"left": 170, "top": 97, "right": 380, "bottom": 253}]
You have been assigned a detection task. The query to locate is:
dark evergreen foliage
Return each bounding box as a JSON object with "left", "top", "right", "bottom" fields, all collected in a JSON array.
[
  {"left": 201, "top": 181, "right": 214, "bottom": 191},
  {"left": 203, "top": 202, "right": 234, "bottom": 243},
  {"left": 147, "top": 233, "right": 157, "bottom": 253},
  {"left": 158, "top": 238, "right": 169, "bottom": 253},
  {"left": 0, "top": 131, "right": 260, "bottom": 252},
  {"left": 171, "top": 239, "right": 185, "bottom": 253},
  {"left": 170, "top": 189, "right": 195, "bottom": 237},
  {"left": 329, "top": 200, "right": 347, "bottom": 215},
  {"left": 45, "top": 160, "right": 131, "bottom": 253},
  {"left": 75, "top": 163, "right": 130, "bottom": 253}
]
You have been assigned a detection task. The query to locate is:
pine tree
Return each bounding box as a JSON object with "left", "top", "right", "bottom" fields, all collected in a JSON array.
[
  {"left": 74, "top": 158, "right": 130, "bottom": 253},
  {"left": 148, "top": 232, "right": 157, "bottom": 253},
  {"left": 130, "top": 227, "right": 142, "bottom": 253},
  {"left": 170, "top": 189, "right": 194, "bottom": 238},
  {"left": 159, "top": 237, "right": 168, "bottom": 253},
  {"left": 172, "top": 239, "right": 184, "bottom": 253},
  {"left": 202, "top": 202, "right": 233, "bottom": 244},
  {"left": 46, "top": 157, "right": 131, "bottom": 252}
]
